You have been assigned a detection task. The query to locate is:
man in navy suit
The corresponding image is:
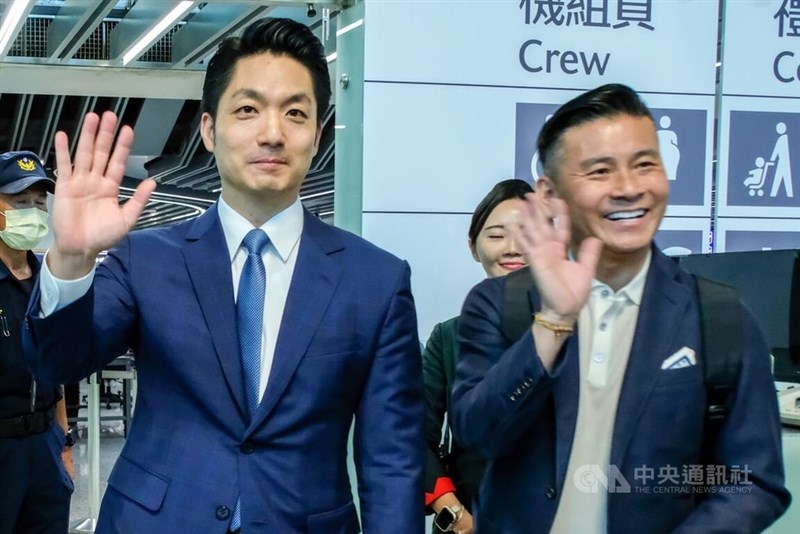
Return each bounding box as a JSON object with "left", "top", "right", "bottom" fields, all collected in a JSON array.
[
  {"left": 451, "top": 84, "right": 790, "bottom": 533},
  {"left": 23, "top": 18, "right": 423, "bottom": 533}
]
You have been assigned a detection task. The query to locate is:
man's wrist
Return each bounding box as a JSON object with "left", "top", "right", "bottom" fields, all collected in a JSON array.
[
  {"left": 536, "top": 307, "right": 577, "bottom": 327},
  {"left": 534, "top": 313, "right": 575, "bottom": 337},
  {"left": 46, "top": 249, "right": 97, "bottom": 281}
]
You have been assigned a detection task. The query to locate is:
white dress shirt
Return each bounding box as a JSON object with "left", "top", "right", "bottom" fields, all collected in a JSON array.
[{"left": 39, "top": 197, "right": 304, "bottom": 403}]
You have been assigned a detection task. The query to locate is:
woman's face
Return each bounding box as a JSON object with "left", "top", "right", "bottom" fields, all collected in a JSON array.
[{"left": 470, "top": 199, "right": 527, "bottom": 278}]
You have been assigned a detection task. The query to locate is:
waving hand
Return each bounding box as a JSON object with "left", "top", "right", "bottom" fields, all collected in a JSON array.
[
  {"left": 48, "top": 111, "right": 156, "bottom": 279},
  {"left": 509, "top": 192, "right": 602, "bottom": 321}
]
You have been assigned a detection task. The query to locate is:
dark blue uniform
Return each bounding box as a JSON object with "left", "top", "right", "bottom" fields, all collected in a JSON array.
[{"left": 0, "top": 252, "right": 72, "bottom": 534}]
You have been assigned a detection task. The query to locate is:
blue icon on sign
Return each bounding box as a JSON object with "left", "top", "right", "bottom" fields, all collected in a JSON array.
[
  {"left": 723, "top": 231, "right": 800, "bottom": 253},
  {"left": 515, "top": 103, "right": 558, "bottom": 184},
  {"left": 655, "top": 229, "right": 707, "bottom": 256},
  {"left": 741, "top": 122, "right": 793, "bottom": 198},
  {"left": 727, "top": 111, "right": 799, "bottom": 208},
  {"left": 515, "top": 103, "right": 707, "bottom": 207},
  {"left": 650, "top": 108, "right": 707, "bottom": 207},
  {"left": 657, "top": 115, "right": 680, "bottom": 182}
]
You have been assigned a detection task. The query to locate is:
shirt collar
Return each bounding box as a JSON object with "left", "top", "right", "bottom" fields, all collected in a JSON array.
[
  {"left": 591, "top": 249, "right": 651, "bottom": 306},
  {"left": 0, "top": 250, "right": 40, "bottom": 281},
  {"left": 217, "top": 196, "right": 304, "bottom": 263}
]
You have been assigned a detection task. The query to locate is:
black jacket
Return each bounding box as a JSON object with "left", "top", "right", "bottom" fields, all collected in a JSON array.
[
  {"left": 0, "top": 251, "right": 59, "bottom": 418},
  {"left": 423, "top": 316, "right": 485, "bottom": 512}
]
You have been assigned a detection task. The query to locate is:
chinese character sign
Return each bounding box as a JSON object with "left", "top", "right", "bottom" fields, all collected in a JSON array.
[
  {"left": 519, "top": 0, "right": 655, "bottom": 30},
  {"left": 775, "top": 0, "right": 800, "bottom": 38},
  {"left": 722, "top": 0, "right": 800, "bottom": 96},
  {"left": 364, "top": 1, "right": 717, "bottom": 93}
]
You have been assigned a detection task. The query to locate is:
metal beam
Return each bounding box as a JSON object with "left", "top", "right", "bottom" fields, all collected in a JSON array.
[
  {"left": 204, "top": 1, "right": 347, "bottom": 6},
  {"left": 0, "top": 0, "right": 37, "bottom": 58},
  {"left": 0, "top": 62, "right": 204, "bottom": 99},
  {"left": 10, "top": 93, "right": 33, "bottom": 150},
  {"left": 109, "top": 0, "right": 199, "bottom": 64},
  {"left": 47, "top": 0, "right": 118, "bottom": 62},
  {"left": 37, "top": 94, "right": 65, "bottom": 158},
  {"left": 131, "top": 98, "right": 184, "bottom": 155},
  {"left": 171, "top": 4, "right": 275, "bottom": 68}
]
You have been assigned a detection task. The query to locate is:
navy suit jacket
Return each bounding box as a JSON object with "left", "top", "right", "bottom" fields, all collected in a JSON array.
[
  {"left": 24, "top": 205, "right": 425, "bottom": 533},
  {"left": 451, "top": 247, "right": 790, "bottom": 533}
]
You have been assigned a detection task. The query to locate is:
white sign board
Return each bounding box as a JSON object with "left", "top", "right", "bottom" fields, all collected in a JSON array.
[{"left": 360, "top": 0, "right": 720, "bottom": 338}]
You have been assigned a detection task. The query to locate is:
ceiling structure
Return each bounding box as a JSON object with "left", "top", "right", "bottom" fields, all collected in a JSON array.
[{"left": 0, "top": 0, "right": 346, "bottom": 228}]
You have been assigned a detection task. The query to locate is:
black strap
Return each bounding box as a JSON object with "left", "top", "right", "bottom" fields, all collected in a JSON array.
[
  {"left": 501, "top": 268, "right": 536, "bottom": 343},
  {"left": 696, "top": 276, "right": 742, "bottom": 463},
  {"left": 438, "top": 414, "right": 452, "bottom": 473}
]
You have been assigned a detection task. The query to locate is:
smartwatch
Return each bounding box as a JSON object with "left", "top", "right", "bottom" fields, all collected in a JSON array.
[
  {"left": 434, "top": 504, "right": 464, "bottom": 532},
  {"left": 64, "top": 427, "right": 76, "bottom": 448}
]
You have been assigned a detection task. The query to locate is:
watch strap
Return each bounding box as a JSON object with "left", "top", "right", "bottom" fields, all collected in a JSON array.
[
  {"left": 64, "top": 427, "right": 75, "bottom": 447},
  {"left": 438, "top": 503, "right": 465, "bottom": 531}
]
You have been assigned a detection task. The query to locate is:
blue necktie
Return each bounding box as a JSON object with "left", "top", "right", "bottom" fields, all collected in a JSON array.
[{"left": 230, "top": 228, "right": 269, "bottom": 531}]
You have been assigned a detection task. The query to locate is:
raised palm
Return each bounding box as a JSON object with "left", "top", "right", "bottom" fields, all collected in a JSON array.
[
  {"left": 50, "top": 112, "right": 155, "bottom": 277},
  {"left": 509, "top": 193, "right": 602, "bottom": 319}
]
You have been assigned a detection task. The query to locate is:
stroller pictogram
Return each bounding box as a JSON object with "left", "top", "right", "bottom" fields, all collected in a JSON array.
[{"left": 743, "top": 156, "right": 772, "bottom": 197}]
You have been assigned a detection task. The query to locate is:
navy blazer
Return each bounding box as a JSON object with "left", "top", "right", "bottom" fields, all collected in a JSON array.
[
  {"left": 24, "top": 205, "right": 425, "bottom": 533},
  {"left": 451, "top": 247, "right": 790, "bottom": 533}
]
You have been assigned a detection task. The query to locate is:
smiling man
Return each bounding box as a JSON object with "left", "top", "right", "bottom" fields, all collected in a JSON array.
[
  {"left": 22, "top": 18, "right": 423, "bottom": 533},
  {"left": 450, "top": 84, "right": 790, "bottom": 533}
]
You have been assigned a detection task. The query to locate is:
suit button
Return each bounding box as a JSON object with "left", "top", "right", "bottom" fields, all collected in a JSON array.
[
  {"left": 216, "top": 505, "right": 230, "bottom": 520},
  {"left": 545, "top": 487, "right": 557, "bottom": 499},
  {"left": 240, "top": 442, "right": 254, "bottom": 454}
]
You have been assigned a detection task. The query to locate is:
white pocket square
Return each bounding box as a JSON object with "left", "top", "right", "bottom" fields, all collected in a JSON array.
[{"left": 661, "top": 347, "right": 697, "bottom": 370}]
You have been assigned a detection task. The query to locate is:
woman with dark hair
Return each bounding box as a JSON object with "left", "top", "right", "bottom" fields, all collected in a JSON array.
[{"left": 424, "top": 179, "right": 533, "bottom": 534}]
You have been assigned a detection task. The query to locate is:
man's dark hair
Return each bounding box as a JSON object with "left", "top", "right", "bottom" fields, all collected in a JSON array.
[
  {"left": 536, "top": 84, "right": 654, "bottom": 180},
  {"left": 468, "top": 179, "right": 534, "bottom": 244},
  {"left": 202, "top": 18, "right": 331, "bottom": 123}
]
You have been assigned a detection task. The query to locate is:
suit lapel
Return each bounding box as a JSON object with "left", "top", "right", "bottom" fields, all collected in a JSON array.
[
  {"left": 249, "top": 211, "right": 345, "bottom": 429},
  {"left": 182, "top": 205, "right": 247, "bottom": 418},
  {"left": 610, "top": 251, "right": 693, "bottom": 466}
]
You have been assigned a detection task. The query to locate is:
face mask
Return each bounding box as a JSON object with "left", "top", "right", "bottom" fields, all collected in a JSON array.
[{"left": 0, "top": 208, "right": 49, "bottom": 250}]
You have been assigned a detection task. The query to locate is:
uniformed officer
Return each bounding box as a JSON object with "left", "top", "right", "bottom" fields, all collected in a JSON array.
[{"left": 0, "top": 150, "right": 74, "bottom": 533}]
